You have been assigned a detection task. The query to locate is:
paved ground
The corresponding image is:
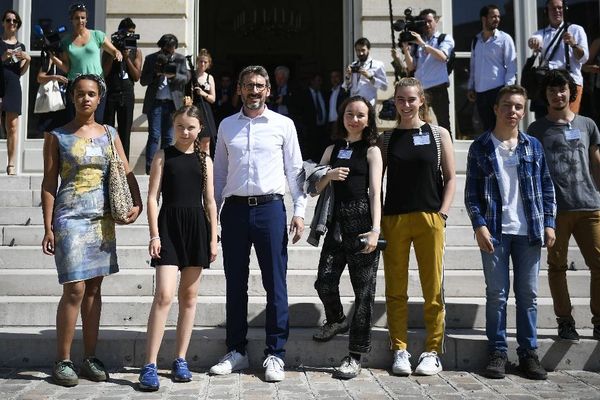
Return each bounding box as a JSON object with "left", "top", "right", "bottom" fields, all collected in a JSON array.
[{"left": 1, "top": 367, "right": 600, "bottom": 400}]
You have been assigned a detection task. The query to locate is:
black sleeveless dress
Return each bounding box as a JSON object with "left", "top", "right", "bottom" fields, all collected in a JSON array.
[{"left": 151, "top": 146, "right": 210, "bottom": 268}]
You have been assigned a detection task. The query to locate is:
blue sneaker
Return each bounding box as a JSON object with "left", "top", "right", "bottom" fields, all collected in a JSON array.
[
  {"left": 171, "top": 358, "right": 192, "bottom": 382},
  {"left": 138, "top": 363, "right": 159, "bottom": 391}
]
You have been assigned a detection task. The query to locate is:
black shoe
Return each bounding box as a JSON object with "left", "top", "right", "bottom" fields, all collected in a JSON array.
[
  {"left": 519, "top": 349, "right": 547, "bottom": 380},
  {"left": 483, "top": 351, "right": 507, "bottom": 379},
  {"left": 557, "top": 320, "right": 579, "bottom": 343},
  {"left": 594, "top": 325, "right": 600, "bottom": 340}
]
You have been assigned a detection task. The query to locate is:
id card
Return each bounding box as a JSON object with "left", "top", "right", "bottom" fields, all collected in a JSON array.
[
  {"left": 86, "top": 146, "right": 103, "bottom": 157},
  {"left": 413, "top": 133, "right": 430, "bottom": 146},
  {"left": 338, "top": 149, "right": 353, "bottom": 159},
  {"left": 564, "top": 128, "right": 581, "bottom": 141}
]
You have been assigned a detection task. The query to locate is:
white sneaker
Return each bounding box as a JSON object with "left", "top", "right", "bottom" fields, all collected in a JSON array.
[
  {"left": 209, "top": 350, "right": 249, "bottom": 375},
  {"left": 392, "top": 350, "right": 412, "bottom": 376},
  {"left": 263, "top": 355, "right": 285, "bottom": 382},
  {"left": 414, "top": 351, "right": 442, "bottom": 375}
]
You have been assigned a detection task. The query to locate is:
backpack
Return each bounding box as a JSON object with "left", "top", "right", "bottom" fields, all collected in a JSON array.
[{"left": 437, "top": 34, "right": 455, "bottom": 75}]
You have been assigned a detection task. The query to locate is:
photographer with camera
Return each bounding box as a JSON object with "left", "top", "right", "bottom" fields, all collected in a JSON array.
[
  {"left": 102, "top": 17, "right": 142, "bottom": 161},
  {"left": 342, "top": 38, "right": 388, "bottom": 106},
  {"left": 401, "top": 9, "right": 454, "bottom": 134},
  {"left": 140, "top": 34, "right": 189, "bottom": 174},
  {"left": 528, "top": 0, "right": 588, "bottom": 117}
]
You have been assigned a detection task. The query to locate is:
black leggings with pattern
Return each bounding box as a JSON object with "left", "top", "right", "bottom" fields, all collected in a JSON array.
[{"left": 314, "top": 198, "right": 380, "bottom": 354}]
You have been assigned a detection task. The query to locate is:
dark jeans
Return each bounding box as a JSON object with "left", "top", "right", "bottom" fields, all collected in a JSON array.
[
  {"left": 104, "top": 88, "right": 135, "bottom": 160},
  {"left": 425, "top": 84, "right": 451, "bottom": 134},
  {"left": 314, "top": 198, "right": 380, "bottom": 353},
  {"left": 220, "top": 197, "right": 289, "bottom": 360},
  {"left": 476, "top": 86, "right": 503, "bottom": 132},
  {"left": 145, "top": 99, "right": 175, "bottom": 174}
]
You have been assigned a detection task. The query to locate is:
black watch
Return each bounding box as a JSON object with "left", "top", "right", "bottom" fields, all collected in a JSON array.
[{"left": 439, "top": 212, "right": 448, "bottom": 221}]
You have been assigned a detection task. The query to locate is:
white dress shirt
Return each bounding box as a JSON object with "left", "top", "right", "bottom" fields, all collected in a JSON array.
[
  {"left": 214, "top": 106, "right": 307, "bottom": 217},
  {"left": 342, "top": 57, "right": 388, "bottom": 105},
  {"left": 468, "top": 30, "right": 517, "bottom": 92},
  {"left": 531, "top": 23, "right": 589, "bottom": 86}
]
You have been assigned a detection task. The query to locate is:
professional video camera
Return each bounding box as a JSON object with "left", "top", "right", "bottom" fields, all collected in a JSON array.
[
  {"left": 392, "top": 7, "right": 427, "bottom": 45},
  {"left": 155, "top": 53, "right": 177, "bottom": 75},
  {"left": 111, "top": 30, "right": 140, "bottom": 51},
  {"left": 32, "top": 19, "right": 66, "bottom": 55}
]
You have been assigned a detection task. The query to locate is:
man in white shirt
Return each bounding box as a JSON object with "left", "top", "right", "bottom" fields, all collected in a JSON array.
[
  {"left": 342, "top": 37, "right": 388, "bottom": 106},
  {"left": 528, "top": 0, "right": 588, "bottom": 117},
  {"left": 467, "top": 5, "right": 517, "bottom": 132},
  {"left": 209, "top": 65, "right": 307, "bottom": 383}
]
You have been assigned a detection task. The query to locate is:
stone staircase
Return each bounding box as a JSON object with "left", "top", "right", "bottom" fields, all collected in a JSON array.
[{"left": 1, "top": 156, "right": 598, "bottom": 372}]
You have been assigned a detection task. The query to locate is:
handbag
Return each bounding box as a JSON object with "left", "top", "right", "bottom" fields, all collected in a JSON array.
[
  {"left": 106, "top": 126, "right": 133, "bottom": 223},
  {"left": 520, "top": 23, "right": 567, "bottom": 98},
  {"left": 34, "top": 64, "right": 65, "bottom": 113},
  {"left": 378, "top": 97, "right": 397, "bottom": 121}
]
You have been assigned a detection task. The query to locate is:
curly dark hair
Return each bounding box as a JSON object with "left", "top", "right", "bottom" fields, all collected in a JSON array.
[
  {"left": 70, "top": 74, "right": 107, "bottom": 99},
  {"left": 334, "top": 95, "right": 378, "bottom": 145},
  {"left": 538, "top": 69, "right": 578, "bottom": 105}
]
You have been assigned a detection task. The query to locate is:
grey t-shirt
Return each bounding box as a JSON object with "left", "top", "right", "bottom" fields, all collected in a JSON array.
[{"left": 528, "top": 115, "right": 600, "bottom": 211}]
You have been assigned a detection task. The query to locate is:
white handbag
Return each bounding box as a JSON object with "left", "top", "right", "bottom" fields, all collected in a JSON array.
[{"left": 34, "top": 67, "right": 66, "bottom": 114}]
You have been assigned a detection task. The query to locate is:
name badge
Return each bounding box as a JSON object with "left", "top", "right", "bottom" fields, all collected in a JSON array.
[
  {"left": 504, "top": 154, "right": 519, "bottom": 167},
  {"left": 413, "top": 133, "right": 430, "bottom": 146},
  {"left": 564, "top": 128, "right": 581, "bottom": 141},
  {"left": 338, "top": 149, "right": 353, "bottom": 159},
  {"left": 86, "top": 146, "right": 103, "bottom": 157}
]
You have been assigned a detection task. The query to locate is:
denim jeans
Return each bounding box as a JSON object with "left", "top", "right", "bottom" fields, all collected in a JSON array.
[
  {"left": 481, "top": 234, "right": 541, "bottom": 356},
  {"left": 145, "top": 100, "right": 175, "bottom": 173}
]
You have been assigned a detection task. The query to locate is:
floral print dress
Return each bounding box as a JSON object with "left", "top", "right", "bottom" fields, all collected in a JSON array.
[{"left": 51, "top": 126, "right": 118, "bottom": 284}]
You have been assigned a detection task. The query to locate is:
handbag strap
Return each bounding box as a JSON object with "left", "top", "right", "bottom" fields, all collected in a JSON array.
[{"left": 104, "top": 124, "right": 118, "bottom": 159}]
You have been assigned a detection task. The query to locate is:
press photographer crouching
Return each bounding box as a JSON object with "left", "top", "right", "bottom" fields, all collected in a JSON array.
[
  {"left": 140, "top": 33, "right": 189, "bottom": 174},
  {"left": 102, "top": 17, "right": 142, "bottom": 161}
]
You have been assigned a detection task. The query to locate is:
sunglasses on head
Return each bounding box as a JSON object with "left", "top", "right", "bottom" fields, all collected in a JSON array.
[{"left": 69, "top": 3, "right": 87, "bottom": 13}]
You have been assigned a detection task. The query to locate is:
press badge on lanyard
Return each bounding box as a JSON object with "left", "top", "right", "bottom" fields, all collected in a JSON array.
[
  {"left": 86, "top": 145, "right": 103, "bottom": 157},
  {"left": 338, "top": 148, "right": 353, "bottom": 159},
  {"left": 564, "top": 123, "right": 581, "bottom": 141},
  {"left": 413, "top": 130, "right": 430, "bottom": 146}
]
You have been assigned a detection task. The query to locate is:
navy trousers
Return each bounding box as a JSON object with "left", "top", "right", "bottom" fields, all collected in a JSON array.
[
  {"left": 476, "top": 86, "right": 503, "bottom": 132},
  {"left": 220, "top": 198, "right": 289, "bottom": 359}
]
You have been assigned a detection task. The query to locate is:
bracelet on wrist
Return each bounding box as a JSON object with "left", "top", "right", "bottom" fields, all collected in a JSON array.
[
  {"left": 371, "top": 227, "right": 381, "bottom": 234},
  {"left": 149, "top": 236, "right": 160, "bottom": 242}
]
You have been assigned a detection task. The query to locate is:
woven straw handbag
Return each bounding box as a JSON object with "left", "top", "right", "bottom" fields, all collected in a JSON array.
[{"left": 106, "top": 126, "right": 133, "bottom": 223}]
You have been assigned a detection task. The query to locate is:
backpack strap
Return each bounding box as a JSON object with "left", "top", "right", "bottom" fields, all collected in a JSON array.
[
  {"left": 471, "top": 35, "right": 478, "bottom": 51},
  {"left": 437, "top": 33, "right": 446, "bottom": 46},
  {"left": 379, "top": 130, "right": 393, "bottom": 171},
  {"left": 430, "top": 124, "right": 442, "bottom": 172}
]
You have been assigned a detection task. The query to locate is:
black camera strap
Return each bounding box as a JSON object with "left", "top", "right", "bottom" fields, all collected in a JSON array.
[
  {"left": 541, "top": 22, "right": 567, "bottom": 65},
  {"left": 387, "top": 0, "right": 400, "bottom": 83}
]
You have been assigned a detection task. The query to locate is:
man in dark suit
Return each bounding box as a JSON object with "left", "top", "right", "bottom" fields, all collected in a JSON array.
[
  {"left": 327, "top": 70, "right": 348, "bottom": 138},
  {"left": 140, "top": 33, "right": 189, "bottom": 173},
  {"left": 295, "top": 73, "right": 328, "bottom": 161}
]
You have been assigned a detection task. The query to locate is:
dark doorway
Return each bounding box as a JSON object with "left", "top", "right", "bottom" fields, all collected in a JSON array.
[{"left": 198, "top": 0, "right": 344, "bottom": 88}]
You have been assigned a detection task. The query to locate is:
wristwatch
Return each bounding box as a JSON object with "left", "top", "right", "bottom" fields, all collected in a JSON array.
[{"left": 439, "top": 212, "right": 448, "bottom": 221}]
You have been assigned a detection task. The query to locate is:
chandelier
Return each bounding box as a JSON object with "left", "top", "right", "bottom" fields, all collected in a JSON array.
[{"left": 232, "top": 7, "right": 303, "bottom": 37}]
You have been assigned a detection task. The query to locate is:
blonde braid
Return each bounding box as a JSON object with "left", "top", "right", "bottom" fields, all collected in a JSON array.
[{"left": 193, "top": 134, "right": 207, "bottom": 193}]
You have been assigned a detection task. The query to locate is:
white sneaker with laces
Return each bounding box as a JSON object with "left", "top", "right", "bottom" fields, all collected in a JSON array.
[
  {"left": 263, "top": 355, "right": 285, "bottom": 382},
  {"left": 392, "top": 350, "right": 412, "bottom": 376},
  {"left": 209, "top": 350, "right": 249, "bottom": 375},
  {"left": 414, "top": 351, "right": 442, "bottom": 375}
]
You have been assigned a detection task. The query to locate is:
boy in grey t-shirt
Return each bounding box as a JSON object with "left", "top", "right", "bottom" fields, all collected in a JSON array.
[{"left": 528, "top": 69, "right": 600, "bottom": 343}]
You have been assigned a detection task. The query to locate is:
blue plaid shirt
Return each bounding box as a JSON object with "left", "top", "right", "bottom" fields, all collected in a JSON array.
[{"left": 464, "top": 130, "right": 556, "bottom": 245}]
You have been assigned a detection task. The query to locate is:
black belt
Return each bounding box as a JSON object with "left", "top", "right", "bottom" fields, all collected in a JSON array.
[{"left": 227, "top": 194, "right": 283, "bottom": 206}]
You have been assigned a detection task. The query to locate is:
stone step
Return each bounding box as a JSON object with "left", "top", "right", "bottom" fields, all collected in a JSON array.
[
  {"left": 0, "top": 295, "right": 594, "bottom": 329},
  {"left": 0, "top": 175, "right": 470, "bottom": 208},
  {"left": 0, "top": 246, "right": 589, "bottom": 271},
  {"left": 0, "top": 225, "right": 489, "bottom": 247},
  {"left": 0, "top": 205, "right": 474, "bottom": 227},
  {"left": 0, "top": 327, "right": 597, "bottom": 370},
  {"left": 0, "top": 269, "right": 591, "bottom": 299}
]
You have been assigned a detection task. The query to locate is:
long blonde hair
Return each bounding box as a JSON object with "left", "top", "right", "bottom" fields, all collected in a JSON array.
[{"left": 394, "top": 77, "right": 432, "bottom": 125}]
